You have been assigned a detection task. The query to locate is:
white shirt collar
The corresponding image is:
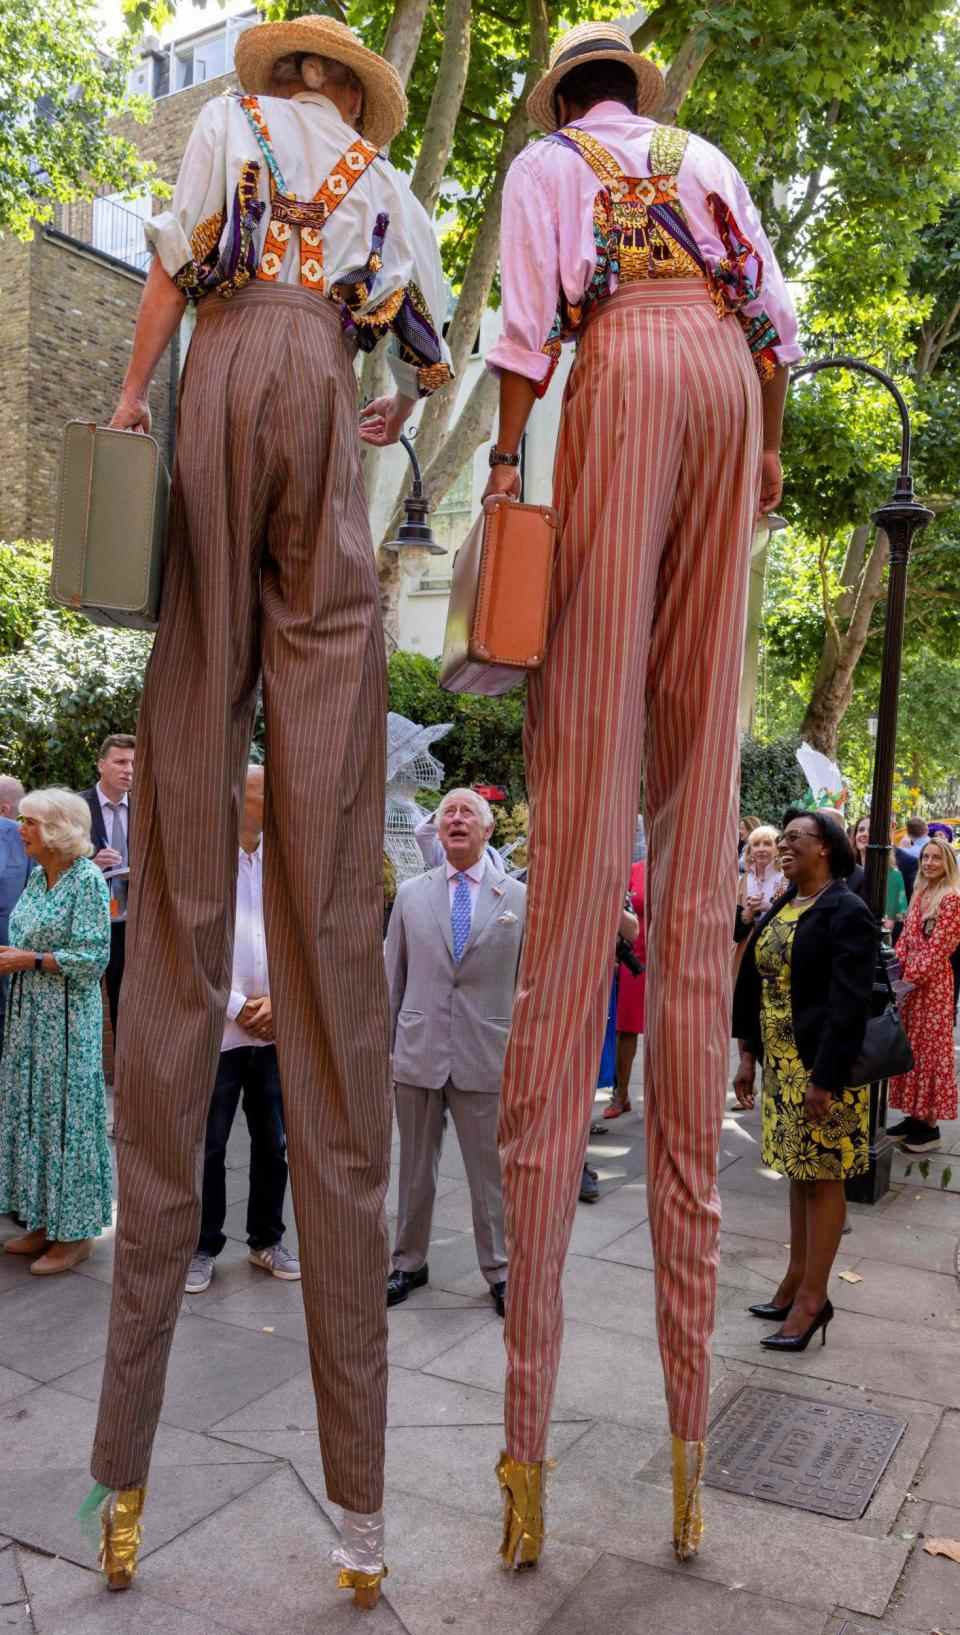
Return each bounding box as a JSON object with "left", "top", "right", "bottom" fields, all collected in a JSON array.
[
  {"left": 97, "top": 783, "right": 128, "bottom": 808},
  {"left": 239, "top": 839, "right": 263, "bottom": 865},
  {"left": 446, "top": 857, "right": 486, "bottom": 884}
]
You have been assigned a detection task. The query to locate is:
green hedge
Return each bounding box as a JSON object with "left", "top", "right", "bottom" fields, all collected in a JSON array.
[
  {"left": 739, "top": 735, "right": 806, "bottom": 824},
  {"left": 387, "top": 651, "right": 526, "bottom": 802}
]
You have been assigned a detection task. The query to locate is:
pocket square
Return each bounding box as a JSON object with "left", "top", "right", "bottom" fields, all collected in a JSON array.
[{"left": 497, "top": 910, "right": 519, "bottom": 924}]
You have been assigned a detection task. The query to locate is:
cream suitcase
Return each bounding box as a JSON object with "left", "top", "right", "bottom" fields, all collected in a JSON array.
[{"left": 52, "top": 421, "right": 169, "bottom": 631}]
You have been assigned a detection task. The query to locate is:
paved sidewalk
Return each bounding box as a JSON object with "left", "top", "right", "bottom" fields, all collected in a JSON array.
[{"left": 1, "top": 1059, "right": 959, "bottom": 1635}]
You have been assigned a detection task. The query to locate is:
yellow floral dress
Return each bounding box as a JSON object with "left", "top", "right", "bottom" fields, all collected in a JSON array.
[{"left": 755, "top": 901, "right": 870, "bottom": 1181}]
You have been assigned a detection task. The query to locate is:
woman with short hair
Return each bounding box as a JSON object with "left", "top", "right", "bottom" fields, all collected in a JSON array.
[
  {"left": 733, "top": 808, "right": 875, "bottom": 1351},
  {"left": 0, "top": 789, "right": 112, "bottom": 1273},
  {"left": 735, "top": 824, "right": 785, "bottom": 943},
  {"left": 887, "top": 834, "right": 960, "bottom": 1153}
]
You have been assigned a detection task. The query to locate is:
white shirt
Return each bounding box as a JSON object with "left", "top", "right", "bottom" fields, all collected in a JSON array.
[
  {"left": 96, "top": 784, "right": 128, "bottom": 848},
  {"left": 223, "top": 842, "right": 270, "bottom": 1051},
  {"left": 446, "top": 856, "right": 486, "bottom": 914},
  {"left": 145, "top": 91, "right": 452, "bottom": 399}
]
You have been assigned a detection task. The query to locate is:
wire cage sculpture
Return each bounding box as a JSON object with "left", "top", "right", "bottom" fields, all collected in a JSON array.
[{"left": 385, "top": 712, "right": 453, "bottom": 883}]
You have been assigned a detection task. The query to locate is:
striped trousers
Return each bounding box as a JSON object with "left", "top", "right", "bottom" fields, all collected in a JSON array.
[
  {"left": 91, "top": 285, "right": 391, "bottom": 1512},
  {"left": 499, "top": 281, "right": 762, "bottom": 1461}
]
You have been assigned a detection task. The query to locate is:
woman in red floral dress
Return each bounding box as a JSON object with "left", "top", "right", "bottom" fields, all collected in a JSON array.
[{"left": 888, "top": 835, "right": 960, "bottom": 1153}]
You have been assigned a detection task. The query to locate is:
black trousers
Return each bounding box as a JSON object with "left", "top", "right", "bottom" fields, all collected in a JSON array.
[
  {"left": 105, "top": 920, "right": 126, "bottom": 1040},
  {"left": 198, "top": 1044, "right": 288, "bottom": 1256}
]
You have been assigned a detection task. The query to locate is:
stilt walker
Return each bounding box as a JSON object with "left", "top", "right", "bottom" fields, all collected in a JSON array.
[
  {"left": 80, "top": 15, "right": 452, "bottom": 1608},
  {"left": 483, "top": 21, "right": 801, "bottom": 1564}
]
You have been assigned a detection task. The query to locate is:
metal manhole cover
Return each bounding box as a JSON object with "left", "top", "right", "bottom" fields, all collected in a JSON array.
[{"left": 705, "top": 1386, "right": 906, "bottom": 1519}]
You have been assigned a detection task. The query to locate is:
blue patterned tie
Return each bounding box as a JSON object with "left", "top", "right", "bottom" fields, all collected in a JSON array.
[{"left": 451, "top": 872, "right": 472, "bottom": 963}]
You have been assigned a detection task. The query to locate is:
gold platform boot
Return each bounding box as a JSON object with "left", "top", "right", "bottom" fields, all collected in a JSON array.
[
  {"left": 672, "top": 1439, "right": 705, "bottom": 1562},
  {"left": 496, "top": 1451, "right": 546, "bottom": 1570},
  {"left": 332, "top": 1509, "right": 387, "bottom": 1610},
  {"left": 99, "top": 1486, "right": 147, "bottom": 1590}
]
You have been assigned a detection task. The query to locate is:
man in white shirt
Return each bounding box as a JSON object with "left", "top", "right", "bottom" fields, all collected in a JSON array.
[
  {"left": 81, "top": 735, "right": 135, "bottom": 1040},
  {"left": 186, "top": 765, "right": 298, "bottom": 1294},
  {"left": 384, "top": 790, "right": 526, "bottom": 1317}
]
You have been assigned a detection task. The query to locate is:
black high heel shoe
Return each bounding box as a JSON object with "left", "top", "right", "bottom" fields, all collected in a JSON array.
[
  {"left": 747, "top": 1299, "right": 793, "bottom": 1321},
  {"left": 760, "top": 1299, "right": 833, "bottom": 1352}
]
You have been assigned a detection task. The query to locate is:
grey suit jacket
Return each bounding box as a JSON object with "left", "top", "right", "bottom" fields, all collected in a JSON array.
[
  {"left": 384, "top": 863, "right": 526, "bottom": 1093},
  {"left": 0, "top": 817, "right": 32, "bottom": 944}
]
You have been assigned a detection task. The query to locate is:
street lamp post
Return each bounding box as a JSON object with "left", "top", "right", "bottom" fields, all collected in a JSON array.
[{"left": 791, "top": 357, "right": 934, "bottom": 1202}]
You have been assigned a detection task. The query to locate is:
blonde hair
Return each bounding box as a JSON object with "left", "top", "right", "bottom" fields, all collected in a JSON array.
[
  {"left": 438, "top": 787, "right": 495, "bottom": 833},
  {"left": 915, "top": 835, "right": 960, "bottom": 922},
  {"left": 19, "top": 788, "right": 94, "bottom": 861},
  {"left": 747, "top": 824, "right": 779, "bottom": 850}
]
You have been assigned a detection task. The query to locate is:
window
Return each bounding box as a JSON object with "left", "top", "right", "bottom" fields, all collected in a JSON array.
[{"left": 91, "top": 190, "right": 152, "bottom": 273}]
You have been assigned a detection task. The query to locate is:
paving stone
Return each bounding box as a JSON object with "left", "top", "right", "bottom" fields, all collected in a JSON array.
[
  {"left": 54, "top": 1313, "right": 310, "bottom": 1433},
  {"left": 17, "top": 1548, "right": 243, "bottom": 1634},
  {"left": 0, "top": 1541, "right": 22, "bottom": 1605},
  {"left": 0, "top": 1369, "right": 38, "bottom": 1407},
  {"left": 913, "top": 1410, "right": 960, "bottom": 1505},
  {"left": 0, "top": 1383, "right": 273, "bottom": 1475},
  {"left": 550, "top": 1254, "right": 659, "bottom": 1338},
  {"left": 380, "top": 1419, "right": 590, "bottom": 1515},
  {"left": 545, "top": 1553, "right": 828, "bottom": 1635},
  {"left": 883, "top": 1186, "right": 960, "bottom": 1234},
  {"left": 385, "top": 1305, "right": 498, "bottom": 1369},
  {"left": 0, "top": 1277, "right": 113, "bottom": 1383},
  {"left": 892, "top": 1150, "right": 960, "bottom": 1193},
  {"left": 423, "top": 1313, "right": 673, "bottom": 1438},
  {"left": 822, "top": 1214, "right": 958, "bottom": 1278},
  {"left": 891, "top": 1502, "right": 960, "bottom": 1631},
  {"left": 0, "top": 1461, "right": 277, "bottom": 1570},
  {"left": 143, "top": 1466, "right": 405, "bottom": 1635},
  {"left": 0, "top": 1601, "right": 30, "bottom": 1631},
  {"left": 824, "top": 1256, "right": 960, "bottom": 1332},
  {"left": 708, "top": 1187, "right": 795, "bottom": 1244},
  {"left": 567, "top": 1181, "right": 651, "bottom": 1257},
  {"left": 714, "top": 1155, "right": 795, "bottom": 1202},
  {"left": 301, "top": 1477, "right": 602, "bottom": 1635},
  {"left": 713, "top": 1298, "right": 960, "bottom": 1409},
  {"left": 546, "top": 1421, "right": 909, "bottom": 1617}
]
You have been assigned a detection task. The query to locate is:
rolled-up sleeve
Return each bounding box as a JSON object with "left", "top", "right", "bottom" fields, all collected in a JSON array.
[
  {"left": 721, "top": 165, "right": 802, "bottom": 366},
  {"left": 144, "top": 96, "right": 227, "bottom": 281},
  {"left": 486, "top": 151, "right": 561, "bottom": 386},
  {"left": 384, "top": 185, "right": 453, "bottom": 398}
]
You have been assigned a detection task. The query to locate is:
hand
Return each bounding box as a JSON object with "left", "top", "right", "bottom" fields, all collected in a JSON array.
[
  {"left": 733, "top": 1051, "right": 756, "bottom": 1110},
  {"left": 745, "top": 893, "right": 764, "bottom": 921},
  {"left": 804, "top": 1081, "right": 833, "bottom": 1125},
  {"left": 237, "top": 996, "right": 273, "bottom": 1042},
  {"left": 93, "top": 847, "right": 123, "bottom": 872},
  {"left": 358, "top": 394, "right": 416, "bottom": 448},
  {"left": 110, "top": 390, "right": 151, "bottom": 435},
  {"left": 758, "top": 449, "right": 783, "bottom": 514},
  {"left": 0, "top": 947, "right": 32, "bottom": 974},
  {"left": 482, "top": 463, "right": 521, "bottom": 503}
]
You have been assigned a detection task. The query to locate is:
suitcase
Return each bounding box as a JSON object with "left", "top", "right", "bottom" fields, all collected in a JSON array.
[
  {"left": 51, "top": 421, "right": 169, "bottom": 631},
  {"left": 439, "top": 496, "right": 557, "bottom": 696}
]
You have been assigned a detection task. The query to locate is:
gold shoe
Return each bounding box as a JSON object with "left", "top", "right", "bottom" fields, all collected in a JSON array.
[
  {"left": 335, "top": 1565, "right": 387, "bottom": 1610},
  {"left": 99, "top": 1486, "right": 146, "bottom": 1591},
  {"left": 672, "top": 1438, "right": 705, "bottom": 1562},
  {"left": 496, "top": 1451, "right": 545, "bottom": 1570}
]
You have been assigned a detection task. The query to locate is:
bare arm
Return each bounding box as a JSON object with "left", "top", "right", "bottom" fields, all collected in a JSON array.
[
  {"left": 758, "top": 364, "right": 790, "bottom": 513},
  {"left": 482, "top": 370, "right": 538, "bottom": 501},
  {"left": 111, "top": 258, "right": 187, "bottom": 434}
]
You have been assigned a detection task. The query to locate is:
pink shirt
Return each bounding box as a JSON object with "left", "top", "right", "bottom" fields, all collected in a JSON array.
[{"left": 487, "top": 102, "right": 801, "bottom": 387}]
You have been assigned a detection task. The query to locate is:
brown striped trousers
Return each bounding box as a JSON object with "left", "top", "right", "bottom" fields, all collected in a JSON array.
[
  {"left": 499, "top": 281, "right": 762, "bottom": 1461},
  {"left": 91, "top": 285, "right": 392, "bottom": 1513}
]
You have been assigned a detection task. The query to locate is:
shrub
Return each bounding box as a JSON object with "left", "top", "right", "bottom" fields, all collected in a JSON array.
[
  {"left": 739, "top": 735, "right": 806, "bottom": 825},
  {"left": 0, "top": 539, "right": 87, "bottom": 656},
  {"left": 387, "top": 651, "right": 526, "bottom": 801}
]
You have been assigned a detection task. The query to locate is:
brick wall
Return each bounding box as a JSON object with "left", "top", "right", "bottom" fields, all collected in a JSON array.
[
  {"left": 0, "top": 234, "right": 173, "bottom": 542},
  {"left": 116, "top": 72, "right": 239, "bottom": 204}
]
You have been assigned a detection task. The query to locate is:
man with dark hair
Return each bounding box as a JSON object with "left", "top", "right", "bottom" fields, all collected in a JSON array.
[
  {"left": 903, "top": 816, "right": 929, "bottom": 857},
  {"left": 484, "top": 18, "right": 800, "bottom": 1567},
  {"left": 81, "top": 735, "right": 136, "bottom": 1039}
]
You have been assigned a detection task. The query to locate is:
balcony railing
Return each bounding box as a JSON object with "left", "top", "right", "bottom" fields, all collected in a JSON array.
[{"left": 89, "top": 196, "right": 151, "bottom": 273}]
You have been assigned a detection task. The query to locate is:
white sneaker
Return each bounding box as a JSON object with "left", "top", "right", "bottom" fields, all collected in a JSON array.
[
  {"left": 249, "top": 1241, "right": 300, "bottom": 1281},
  {"left": 185, "top": 1252, "right": 214, "bottom": 1293}
]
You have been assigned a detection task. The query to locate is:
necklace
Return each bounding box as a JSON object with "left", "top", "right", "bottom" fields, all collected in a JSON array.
[{"left": 794, "top": 880, "right": 831, "bottom": 906}]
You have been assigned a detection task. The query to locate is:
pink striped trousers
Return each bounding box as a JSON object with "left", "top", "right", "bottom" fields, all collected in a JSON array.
[{"left": 499, "top": 280, "right": 762, "bottom": 1461}]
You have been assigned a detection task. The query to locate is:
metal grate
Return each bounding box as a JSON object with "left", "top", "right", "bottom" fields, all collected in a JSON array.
[{"left": 705, "top": 1386, "right": 906, "bottom": 1520}]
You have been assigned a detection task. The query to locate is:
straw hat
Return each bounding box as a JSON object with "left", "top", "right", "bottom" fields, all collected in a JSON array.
[
  {"left": 234, "top": 15, "right": 407, "bottom": 151},
  {"left": 526, "top": 20, "right": 664, "bottom": 134}
]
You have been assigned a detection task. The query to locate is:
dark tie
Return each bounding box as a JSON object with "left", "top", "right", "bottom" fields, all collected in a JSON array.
[{"left": 107, "top": 802, "right": 128, "bottom": 915}]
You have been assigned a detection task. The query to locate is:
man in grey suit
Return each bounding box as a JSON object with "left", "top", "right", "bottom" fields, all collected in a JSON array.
[{"left": 384, "top": 788, "right": 526, "bottom": 1318}]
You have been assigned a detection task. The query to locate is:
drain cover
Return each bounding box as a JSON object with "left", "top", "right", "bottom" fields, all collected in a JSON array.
[{"left": 705, "top": 1386, "right": 906, "bottom": 1519}]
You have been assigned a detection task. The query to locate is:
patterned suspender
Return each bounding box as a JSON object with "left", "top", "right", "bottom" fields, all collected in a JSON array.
[
  {"left": 239, "top": 96, "right": 379, "bottom": 293},
  {"left": 553, "top": 124, "right": 705, "bottom": 284}
]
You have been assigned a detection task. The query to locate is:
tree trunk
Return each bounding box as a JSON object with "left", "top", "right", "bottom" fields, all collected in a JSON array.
[
  {"left": 420, "top": 366, "right": 498, "bottom": 510},
  {"left": 799, "top": 527, "right": 889, "bottom": 756},
  {"left": 380, "top": 0, "right": 432, "bottom": 85},
  {"left": 654, "top": 31, "right": 716, "bottom": 125},
  {"left": 410, "top": 0, "right": 472, "bottom": 215}
]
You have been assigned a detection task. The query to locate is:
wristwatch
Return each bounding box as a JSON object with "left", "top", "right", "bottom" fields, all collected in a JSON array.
[
  {"left": 488, "top": 448, "right": 521, "bottom": 468},
  {"left": 34, "top": 954, "right": 43, "bottom": 972}
]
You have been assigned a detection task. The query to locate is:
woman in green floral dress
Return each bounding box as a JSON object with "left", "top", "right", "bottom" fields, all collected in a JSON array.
[
  {"left": 733, "top": 808, "right": 876, "bottom": 1352},
  {"left": 0, "top": 789, "right": 113, "bottom": 1274}
]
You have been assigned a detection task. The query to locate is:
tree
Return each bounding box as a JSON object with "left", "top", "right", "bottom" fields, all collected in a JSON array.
[{"left": 0, "top": 0, "right": 156, "bottom": 238}]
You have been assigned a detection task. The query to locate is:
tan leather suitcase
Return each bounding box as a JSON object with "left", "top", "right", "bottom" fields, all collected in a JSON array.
[
  {"left": 439, "top": 496, "right": 557, "bottom": 696},
  {"left": 51, "top": 421, "right": 169, "bottom": 631}
]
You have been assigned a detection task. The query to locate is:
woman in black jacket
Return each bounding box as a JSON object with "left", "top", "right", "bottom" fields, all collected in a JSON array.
[{"left": 732, "top": 808, "right": 876, "bottom": 1351}]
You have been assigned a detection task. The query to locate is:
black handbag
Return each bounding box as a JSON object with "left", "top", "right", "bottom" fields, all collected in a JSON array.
[{"left": 848, "top": 957, "right": 914, "bottom": 1086}]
